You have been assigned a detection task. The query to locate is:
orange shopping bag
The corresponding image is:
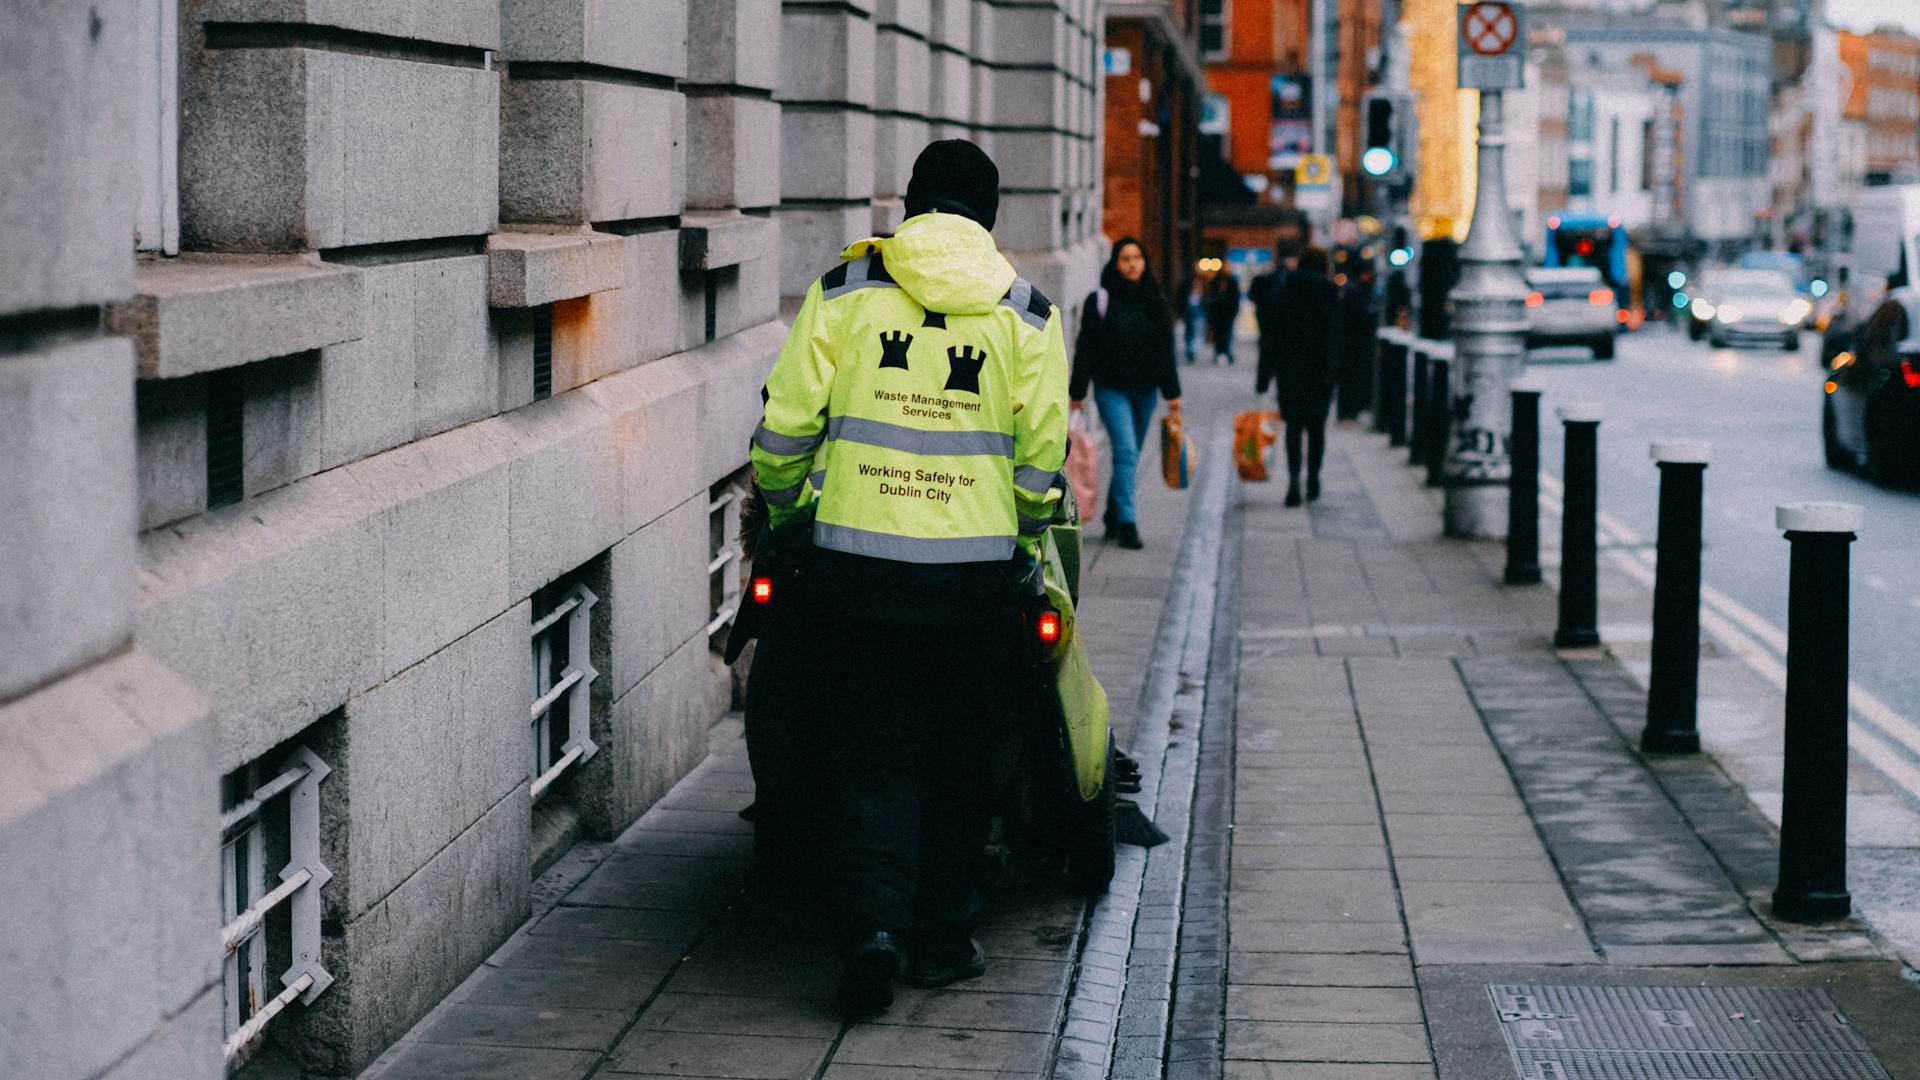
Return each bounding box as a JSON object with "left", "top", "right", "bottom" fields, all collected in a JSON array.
[
  {"left": 1233, "top": 410, "right": 1281, "bottom": 481},
  {"left": 1161, "top": 412, "right": 1194, "bottom": 489}
]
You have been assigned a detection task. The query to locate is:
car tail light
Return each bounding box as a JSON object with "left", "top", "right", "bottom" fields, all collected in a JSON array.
[
  {"left": 751, "top": 577, "right": 773, "bottom": 604},
  {"left": 1036, "top": 608, "right": 1061, "bottom": 645},
  {"left": 1525, "top": 291, "right": 1544, "bottom": 308},
  {"left": 1903, "top": 361, "right": 1920, "bottom": 389},
  {"left": 1825, "top": 380, "right": 1838, "bottom": 394},
  {"left": 1615, "top": 309, "right": 1631, "bottom": 324},
  {"left": 1588, "top": 288, "right": 1613, "bottom": 307}
]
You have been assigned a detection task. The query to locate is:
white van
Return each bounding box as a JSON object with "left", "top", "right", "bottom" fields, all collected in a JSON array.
[{"left": 1836, "top": 185, "right": 1920, "bottom": 329}]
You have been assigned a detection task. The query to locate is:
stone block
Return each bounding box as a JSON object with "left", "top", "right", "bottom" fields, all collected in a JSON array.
[
  {"left": 181, "top": 47, "right": 498, "bottom": 251},
  {"left": 972, "top": 57, "right": 997, "bottom": 125},
  {"left": 240, "top": 350, "right": 324, "bottom": 500},
  {"left": 993, "top": 129, "right": 1070, "bottom": 189},
  {"left": 608, "top": 635, "right": 714, "bottom": 825},
  {"left": 777, "top": 205, "right": 872, "bottom": 298},
  {"left": 492, "top": 307, "right": 539, "bottom": 414},
  {"left": 501, "top": 78, "right": 685, "bottom": 226},
  {"left": 928, "top": 46, "right": 973, "bottom": 122},
  {"left": 0, "top": 336, "right": 135, "bottom": 700},
  {"left": 685, "top": 93, "right": 783, "bottom": 211},
  {"left": 487, "top": 230, "right": 625, "bottom": 307},
  {"left": 988, "top": 67, "right": 1068, "bottom": 129},
  {"left": 876, "top": 0, "right": 932, "bottom": 36},
  {"left": 187, "top": 0, "right": 500, "bottom": 50},
  {"left": 778, "top": 6, "right": 874, "bottom": 105},
  {"left": 685, "top": 0, "right": 780, "bottom": 90},
  {"left": 137, "top": 466, "right": 384, "bottom": 770},
  {"left": 609, "top": 497, "right": 710, "bottom": 699},
  {"left": 554, "top": 230, "right": 684, "bottom": 385},
  {"left": 694, "top": 324, "right": 782, "bottom": 488},
  {"left": 995, "top": 191, "right": 1066, "bottom": 252},
  {"left": 994, "top": 5, "right": 1068, "bottom": 68},
  {"left": 970, "top": 0, "right": 997, "bottom": 62},
  {"left": 874, "top": 26, "right": 931, "bottom": 116},
  {"left": 928, "top": 0, "right": 973, "bottom": 50},
  {"left": 781, "top": 108, "right": 876, "bottom": 202},
  {"left": 728, "top": 248, "right": 784, "bottom": 339},
  {"left": 583, "top": 352, "right": 703, "bottom": 534},
  {"left": 501, "top": 0, "right": 686, "bottom": 77},
  {"left": 106, "top": 255, "right": 365, "bottom": 380},
  {"left": 0, "top": 0, "right": 135, "bottom": 317},
  {"left": 99, "top": 987, "right": 222, "bottom": 1080},
  {"left": 0, "top": 650, "right": 214, "bottom": 1080},
  {"left": 503, "top": 393, "right": 625, "bottom": 602},
  {"left": 874, "top": 116, "right": 932, "bottom": 199},
  {"left": 287, "top": 255, "right": 492, "bottom": 479},
  {"left": 346, "top": 420, "right": 514, "bottom": 680},
  {"left": 680, "top": 212, "right": 778, "bottom": 272},
  {"left": 136, "top": 377, "right": 208, "bottom": 531},
  {"left": 333, "top": 605, "right": 530, "bottom": 918},
  {"left": 288, "top": 786, "right": 530, "bottom": 1076}
]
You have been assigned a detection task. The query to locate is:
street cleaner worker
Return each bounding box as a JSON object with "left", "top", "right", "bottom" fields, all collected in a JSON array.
[{"left": 749, "top": 139, "right": 1070, "bottom": 1017}]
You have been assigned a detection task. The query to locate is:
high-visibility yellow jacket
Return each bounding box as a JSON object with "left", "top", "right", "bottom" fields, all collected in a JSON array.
[{"left": 751, "top": 212, "right": 1070, "bottom": 563}]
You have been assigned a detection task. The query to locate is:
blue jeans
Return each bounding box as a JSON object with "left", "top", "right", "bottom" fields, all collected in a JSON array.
[{"left": 1092, "top": 386, "right": 1159, "bottom": 525}]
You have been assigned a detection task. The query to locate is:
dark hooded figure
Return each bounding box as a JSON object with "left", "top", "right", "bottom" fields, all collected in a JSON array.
[
  {"left": 1070, "top": 237, "right": 1182, "bottom": 549},
  {"left": 1335, "top": 264, "right": 1378, "bottom": 421},
  {"left": 1256, "top": 246, "right": 1341, "bottom": 505}
]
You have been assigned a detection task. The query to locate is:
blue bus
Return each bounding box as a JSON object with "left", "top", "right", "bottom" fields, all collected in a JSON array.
[{"left": 1544, "top": 213, "right": 1630, "bottom": 298}]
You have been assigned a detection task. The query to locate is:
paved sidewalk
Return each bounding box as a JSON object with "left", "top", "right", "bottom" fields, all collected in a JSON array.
[{"left": 358, "top": 358, "right": 1920, "bottom": 1080}]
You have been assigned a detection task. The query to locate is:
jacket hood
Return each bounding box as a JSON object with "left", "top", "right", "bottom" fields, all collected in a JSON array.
[{"left": 839, "top": 212, "right": 1016, "bottom": 316}]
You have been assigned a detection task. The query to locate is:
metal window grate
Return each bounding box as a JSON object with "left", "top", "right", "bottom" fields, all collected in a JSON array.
[
  {"left": 530, "top": 583, "right": 598, "bottom": 801},
  {"left": 533, "top": 304, "right": 554, "bottom": 401},
  {"left": 220, "top": 748, "right": 333, "bottom": 1069},
  {"left": 207, "top": 370, "right": 245, "bottom": 509},
  {"left": 706, "top": 485, "right": 744, "bottom": 639}
]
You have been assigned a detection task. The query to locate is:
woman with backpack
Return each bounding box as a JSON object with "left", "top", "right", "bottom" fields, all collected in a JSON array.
[{"left": 1070, "top": 237, "right": 1182, "bottom": 550}]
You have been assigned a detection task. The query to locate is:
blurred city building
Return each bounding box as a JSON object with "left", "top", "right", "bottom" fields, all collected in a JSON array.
[
  {"left": 1837, "top": 26, "right": 1920, "bottom": 186},
  {"left": 1103, "top": 1, "right": 1207, "bottom": 297},
  {"left": 0, "top": 3, "right": 1106, "bottom": 1079}
]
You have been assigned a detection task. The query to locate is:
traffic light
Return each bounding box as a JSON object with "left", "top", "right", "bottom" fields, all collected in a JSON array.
[
  {"left": 1387, "top": 224, "right": 1413, "bottom": 267},
  {"left": 1364, "top": 98, "right": 1397, "bottom": 177}
]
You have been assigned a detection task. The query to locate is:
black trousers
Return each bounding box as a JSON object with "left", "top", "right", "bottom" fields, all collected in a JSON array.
[
  {"left": 1283, "top": 387, "right": 1334, "bottom": 485},
  {"left": 811, "top": 612, "right": 1021, "bottom": 952}
]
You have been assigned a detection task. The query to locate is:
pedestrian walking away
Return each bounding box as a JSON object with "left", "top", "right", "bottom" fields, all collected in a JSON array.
[
  {"left": 1247, "top": 235, "right": 1296, "bottom": 372},
  {"left": 749, "top": 138, "right": 1070, "bottom": 1018},
  {"left": 1336, "top": 263, "right": 1378, "bottom": 421},
  {"left": 1204, "top": 268, "right": 1242, "bottom": 364},
  {"left": 1071, "top": 237, "right": 1183, "bottom": 550},
  {"left": 1256, "top": 246, "right": 1342, "bottom": 506}
]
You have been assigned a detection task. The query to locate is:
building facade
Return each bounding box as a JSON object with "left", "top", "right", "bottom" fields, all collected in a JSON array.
[
  {"left": 1838, "top": 26, "right": 1920, "bottom": 185},
  {"left": 0, "top": 3, "right": 1105, "bottom": 1079},
  {"left": 1103, "top": 2, "right": 1206, "bottom": 299}
]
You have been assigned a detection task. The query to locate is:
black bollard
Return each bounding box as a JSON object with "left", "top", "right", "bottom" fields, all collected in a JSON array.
[
  {"left": 1424, "top": 356, "right": 1451, "bottom": 487},
  {"left": 1505, "top": 387, "right": 1542, "bottom": 585},
  {"left": 1380, "top": 337, "right": 1410, "bottom": 446},
  {"left": 1409, "top": 351, "right": 1431, "bottom": 465},
  {"left": 1554, "top": 406, "right": 1601, "bottom": 648},
  {"left": 1772, "top": 501, "right": 1862, "bottom": 922},
  {"left": 1643, "top": 441, "right": 1710, "bottom": 753}
]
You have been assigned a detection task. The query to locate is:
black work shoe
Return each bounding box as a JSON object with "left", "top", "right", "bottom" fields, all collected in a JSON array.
[
  {"left": 838, "top": 932, "right": 902, "bottom": 1017},
  {"left": 1306, "top": 477, "right": 1321, "bottom": 502},
  {"left": 1284, "top": 485, "right": 1303, "bottom": 508},
  {"left": 1116, "top": 523, "right": 1144, "bottom": 550},
  {"left": 902, "top": 937, "right": 986, "bottom": 988}
]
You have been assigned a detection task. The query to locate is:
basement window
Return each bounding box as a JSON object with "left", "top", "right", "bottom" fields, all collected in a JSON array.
[
  {"left": 532, "top": 304, "right": 554, "bottom": 401},
  {"left": 529, "top": 579, "right": 599, "bottom": 801},
  {"left": 219, "top": 746, "right": 333, "bottom": 1070},
  {"left": 706, "top": 474, "right": 749, "bottom": 644},
  {"left": 206, "top": 369, "right": 246, "bottom": 509}
]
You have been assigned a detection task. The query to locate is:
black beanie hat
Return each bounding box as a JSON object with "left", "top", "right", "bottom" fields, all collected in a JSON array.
[{"left": 903, "top": 139, "right": 1000, "bottom": 231}]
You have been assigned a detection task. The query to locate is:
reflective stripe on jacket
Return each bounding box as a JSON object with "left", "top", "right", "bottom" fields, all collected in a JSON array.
[{"left": 751, "top": 212, "right": 1070, "bottom": 563}]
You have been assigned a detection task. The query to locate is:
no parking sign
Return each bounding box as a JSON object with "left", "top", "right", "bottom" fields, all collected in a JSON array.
[{"left": 1457, "top": 1, "right": 1526, "bottom": 90}]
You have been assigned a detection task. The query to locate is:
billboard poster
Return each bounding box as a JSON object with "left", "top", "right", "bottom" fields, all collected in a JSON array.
[{"left": 1268, "top": 74, "right": 1312, "bottom": 169}]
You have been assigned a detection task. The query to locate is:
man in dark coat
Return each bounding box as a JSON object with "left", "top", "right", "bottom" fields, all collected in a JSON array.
[
  {"left": 1255, "top": 247, "right": 1341, "bottom": 506},
  {"left": 1203, "top": 271, "right": 1241, "bottom": 364},
  {"left": 1247, "top": 235, "right": 1302, "bottom": 378}
]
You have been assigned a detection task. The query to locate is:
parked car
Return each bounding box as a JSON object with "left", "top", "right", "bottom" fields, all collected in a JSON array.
[
  {"left": 1525, "top": 267, "right": 1618, "bottom": 359},
  {"left": 1821, "top": 185, "right": 1920, "bottom": 483},
  {"left": 1823, "top": 294, "right": 1920, "bottom": 483},
  {"left": 1688, "top": 270, "right": 1807, "bottom": 349}
]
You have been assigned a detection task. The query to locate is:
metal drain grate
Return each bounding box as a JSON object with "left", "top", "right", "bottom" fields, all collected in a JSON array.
[{"left": 1489, "top": 984, "right": 1892, "bottom": 1080}]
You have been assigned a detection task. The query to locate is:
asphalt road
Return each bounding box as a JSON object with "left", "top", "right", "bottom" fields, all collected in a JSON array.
[{"left": 1525, "top": 323, "right": 1920, "bottom": 804}]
